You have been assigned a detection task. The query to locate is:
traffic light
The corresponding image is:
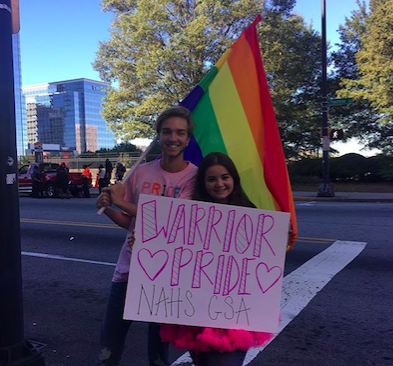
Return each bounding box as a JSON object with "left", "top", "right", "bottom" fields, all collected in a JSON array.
[{"left": 329, "top": 129, "right": 344, "bottom": 140}]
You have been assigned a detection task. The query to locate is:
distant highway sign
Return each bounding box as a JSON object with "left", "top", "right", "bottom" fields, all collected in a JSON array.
[{"left": 328, "top": 98, "right": 354, "bottom": 106}]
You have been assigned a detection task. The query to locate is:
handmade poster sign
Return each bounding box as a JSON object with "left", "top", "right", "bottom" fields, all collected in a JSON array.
[{"left": 124, "top": 194, "right": 290, "bottom": 333}]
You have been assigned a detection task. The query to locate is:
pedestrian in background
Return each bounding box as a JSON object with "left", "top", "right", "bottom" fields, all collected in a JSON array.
[
  {"left": 115, "top": 161, "right": 126, "bottom": 181},
  {"left": 31, "top": 165, "right": 42, "bottom": 198},
  {"left": 56, "top": 162, "right": 71, "bottom": 199},
  {"left": 97, "top": 164, "right": 107, "bottom": 194},
  {"left": 82, "top": 164, "right": 92, "bottom": 198},
  {"left": 105, "top": 158, "right": 113, "bottom": 186}
]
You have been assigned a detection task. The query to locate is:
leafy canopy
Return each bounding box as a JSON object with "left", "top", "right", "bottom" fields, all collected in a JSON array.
[
  {"left": 258, "top": 2, "right": 322, "bottom": 158},
  {"left": 95, "top": 0, "right": 262, "bottom": 140},
  {"left": 95, "top": 0, "right": 323, "bottom": 158},
  {"left": 336, "top": 0, "right": 393, "bottom": 154}
]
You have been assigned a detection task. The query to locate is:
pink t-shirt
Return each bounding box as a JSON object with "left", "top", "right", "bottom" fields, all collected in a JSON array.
[{"left": 112, "top": 158, "right": 198, "bottom": 282}]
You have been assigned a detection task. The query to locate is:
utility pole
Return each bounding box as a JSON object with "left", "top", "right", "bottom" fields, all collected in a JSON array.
[
  {"left": 317, "top": 0, "right": 335, "bottom": 197},
  {"left": 0, "top": 0, "right": 45, "bottom": 364}
]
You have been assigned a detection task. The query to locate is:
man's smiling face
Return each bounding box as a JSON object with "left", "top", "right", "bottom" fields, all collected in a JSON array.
[{"left": 158, "top": 117, "right": 190, "bottom": 158}]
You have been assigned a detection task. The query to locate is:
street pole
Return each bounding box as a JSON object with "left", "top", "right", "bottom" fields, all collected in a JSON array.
[
  {"left": 317, "top": 0, "right": 334, "bottom": 197},
  {"left": 0, "top": 0, "right": 45, "bottom": 364}
]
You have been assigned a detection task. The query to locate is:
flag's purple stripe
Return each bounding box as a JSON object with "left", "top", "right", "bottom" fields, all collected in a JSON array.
[
  {"left": 180, "top": 85, "right": 205, "bottom": 112},
  {"left": 184, "top": 136, "right": 204, "bottom": 165},
  {"left": 180, "top": 85, "right": 205, "bottom": 165}
]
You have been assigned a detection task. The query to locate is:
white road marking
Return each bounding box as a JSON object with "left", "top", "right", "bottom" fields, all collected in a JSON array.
[
  {"left": 22, "top": 241, "right": 367, "bottom": 366},
  {"left": 297, "top": 201, "right": 316, "bottom": 206},
  {"left": 22, "top": 251, "right": 116, "bottom": 267},
  {"left": 170, "top": 240, "right": 367, "bottom": 366},
  {"left": 21, "top": 218, "right": 120, "bottom": 229}
]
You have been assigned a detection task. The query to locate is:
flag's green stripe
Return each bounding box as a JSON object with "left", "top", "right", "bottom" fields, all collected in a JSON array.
[
  {"left": 198, "top": 67, "right": 218, "bottom": 92},
  {"left": 192, "top": 91, "right": 227, "bottom": 155}
]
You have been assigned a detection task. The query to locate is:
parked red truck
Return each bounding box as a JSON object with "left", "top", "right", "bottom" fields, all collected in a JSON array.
[{"left": 18, "top": 162, "right": 87, "bottom": 197}]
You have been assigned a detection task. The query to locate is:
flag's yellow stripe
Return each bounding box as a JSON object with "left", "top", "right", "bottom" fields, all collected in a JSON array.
[{"left": 209, "top": 62, "right": 275, "bottom": 210}]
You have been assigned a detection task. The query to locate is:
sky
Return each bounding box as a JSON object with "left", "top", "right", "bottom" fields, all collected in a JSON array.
[{"left": 18, "top": 0, "right": 376, "bottom": 156}]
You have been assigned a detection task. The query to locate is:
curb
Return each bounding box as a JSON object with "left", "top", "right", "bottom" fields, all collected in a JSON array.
[{"left": 294, "top": 197, "right": 393, "bottom": 203}]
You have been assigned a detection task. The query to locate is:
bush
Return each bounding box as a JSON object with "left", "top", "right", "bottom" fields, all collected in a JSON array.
[
  {"left": 367, "top": 155, "right": 393, "bottom": 181},
  {"left": 288, "top": 158, "right": 322, "bottom": 178},
  {"left": 330, "top": 153, "right": 368, "bottom": 181},
  {"left": 288, "top": 153, "right": 393, "bottom": 183},
  {"left": 289, "top": 175, "right": 321, "bottom": 185}
]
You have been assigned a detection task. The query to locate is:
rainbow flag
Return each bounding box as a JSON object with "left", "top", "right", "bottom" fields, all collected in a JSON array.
[{"left": 182, "top": 15, "right": 297, "bottom": 248}]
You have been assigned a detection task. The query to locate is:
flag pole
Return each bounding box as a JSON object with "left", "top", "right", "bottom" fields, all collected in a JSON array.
[{"left": 317, "top": 0, "right": 334, "bottom": 197}]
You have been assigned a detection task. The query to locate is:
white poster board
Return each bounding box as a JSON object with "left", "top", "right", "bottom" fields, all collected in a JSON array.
[{"left": 124, "top": 194, "right": 290, "bottom": 333}]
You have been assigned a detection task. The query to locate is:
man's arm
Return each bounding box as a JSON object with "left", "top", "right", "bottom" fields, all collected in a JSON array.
[
  {"left": 102, "top": 182, "right": 137, "bottom": 217},
  {"left": 96, "top": 191, "right": 132, "bottom": 229},
  {"left": 103, "top": 207, "right": 132, "bottom": 230},
  {"left": 112, "top": 200, "right": 137, "bottom": 217}
]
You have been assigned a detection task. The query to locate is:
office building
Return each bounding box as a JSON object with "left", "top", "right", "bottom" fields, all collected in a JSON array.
[
  {"left": 23, "top": 78, "right": 115, "bottom": 153},
  {"left": 13, "top": 34, "right": 27, "bottom": 156}
]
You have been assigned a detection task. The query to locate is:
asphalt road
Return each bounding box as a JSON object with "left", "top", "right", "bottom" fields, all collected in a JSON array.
[{"left": 18, "top": 197, "right": 393, "bottom": 366}]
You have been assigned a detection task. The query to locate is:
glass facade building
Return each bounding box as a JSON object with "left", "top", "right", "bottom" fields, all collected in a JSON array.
[
  {"left": 22, "top": 78, "right": 115, "bottom": 153},
  {"left": 12, "top": 34, "right": 27, "bottom": 156}
]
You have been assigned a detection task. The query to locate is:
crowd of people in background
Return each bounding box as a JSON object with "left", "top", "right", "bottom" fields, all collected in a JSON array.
[
  {"left": 30, "top": 159, "right": 126, "bottom": 199},
  {"left": 95, "top": 160, "right": 126, "bottom": 194}
]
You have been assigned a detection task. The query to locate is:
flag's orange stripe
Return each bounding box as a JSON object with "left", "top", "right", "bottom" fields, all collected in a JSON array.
[{"left": 227, "top": 33, "right": 265, "bottom": 162}]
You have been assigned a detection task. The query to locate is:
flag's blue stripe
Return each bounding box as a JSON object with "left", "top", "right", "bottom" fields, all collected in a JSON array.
[
  {"left": 180, "top": 85, "right": 205, "bottom": 112},
  {"left": 181, "top": 85, "right": 205, "bottom": 165},
  {"left": 184, "top": 136, "right": 204, "bottom": 165}
]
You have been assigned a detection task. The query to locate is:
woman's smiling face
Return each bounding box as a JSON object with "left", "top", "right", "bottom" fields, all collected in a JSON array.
[{"left": 204, "top": 164, "right": 234, "bottom": 203}]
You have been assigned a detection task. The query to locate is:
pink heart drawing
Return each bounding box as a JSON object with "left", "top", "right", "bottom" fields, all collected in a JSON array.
[
  {"left": 256, "top": 262, "right": 283, "bottom": 294},
  {"left": 137, "top": 249, "right": 169, "bottom": 281}
]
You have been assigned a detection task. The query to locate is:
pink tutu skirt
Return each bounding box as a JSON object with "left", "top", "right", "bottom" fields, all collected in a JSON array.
[{"left": 160, "top": 324, "right": 273, "bottom": 353}]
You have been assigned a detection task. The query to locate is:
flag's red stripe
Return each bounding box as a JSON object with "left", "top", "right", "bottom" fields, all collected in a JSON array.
[{"left": 244, "top": 19, "right": 298, "bottom": 246}]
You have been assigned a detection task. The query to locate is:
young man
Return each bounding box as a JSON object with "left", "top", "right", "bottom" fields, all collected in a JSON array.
[{"left": 96, "top": 106, "right": 197, "bottom": 366}]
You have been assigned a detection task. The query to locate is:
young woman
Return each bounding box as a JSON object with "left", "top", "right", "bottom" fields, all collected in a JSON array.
[{"left": 159, "top": 152, "right": 273, "bottom": 366}]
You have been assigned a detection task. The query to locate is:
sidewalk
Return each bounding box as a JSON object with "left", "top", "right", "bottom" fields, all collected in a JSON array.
[{"left": 293, "top": 190, "right": 393, "bottom": 202}]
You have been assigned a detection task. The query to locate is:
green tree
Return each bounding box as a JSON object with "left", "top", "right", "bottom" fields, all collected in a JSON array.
[
  {"left": 96, "top": 142, "right": 141, "bottom": 153},
  {"left": 337, "top": 0, "right": 393, "bottom": 154},
  {"left": 330, "top": 1, "right": 375, "bottom": 148},
  {"left": 95, "top": 0, "right": 262, "bottom": 140},
  {"left": 95, "top": 0, "right": 324, "bottom": 158},
  {"left": 258, "top": 0, "right": 322, "bottom": 158}
]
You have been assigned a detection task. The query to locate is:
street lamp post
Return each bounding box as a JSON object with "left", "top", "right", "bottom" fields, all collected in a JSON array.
[
  {"left": 317, "top": 0, "right": 335, "bottom": 197},
  {"left": 0, "top": 0, "right": 45, "bottom": 364}
]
